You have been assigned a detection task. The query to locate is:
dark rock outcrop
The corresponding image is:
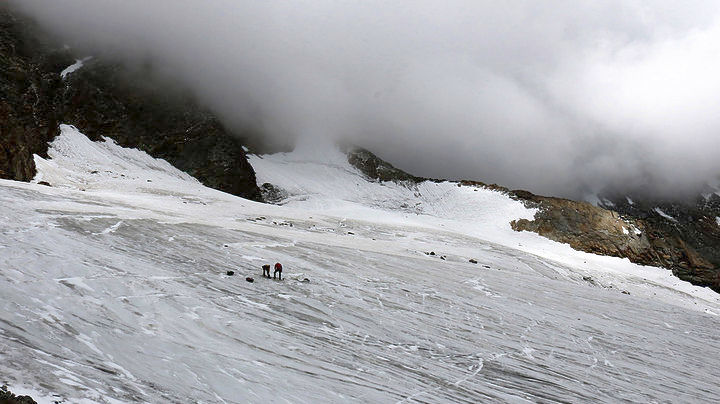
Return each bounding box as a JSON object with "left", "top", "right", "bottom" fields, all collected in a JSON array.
[
  {"left": 346, "top": 147, "right": 424, "bottom": 183},
  {"left": 508, "top": 190, "right": 718, "bottom": 291},
  {"left": 0, "top": 385, "right": 37, "bottom": 404},
  {"left": 259, "top": 182, "right": 288, "bottom": 204},
  {"left": 0, "top": 6, "right": 262, "bottom": 201},
  {"left": 0, "top": 7, "right": 69, "bottom": 182},
  {"left": 596, "top": 191, "right": 720, "bottom": 290}
]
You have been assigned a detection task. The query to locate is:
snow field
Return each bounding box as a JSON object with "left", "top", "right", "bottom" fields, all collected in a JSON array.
[{"left": 1, "top": 125, "right": 719, "bottom": 402}]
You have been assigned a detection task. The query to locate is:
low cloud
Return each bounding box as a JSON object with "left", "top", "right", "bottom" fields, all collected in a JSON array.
[{"left": 11, "top": 0, "right": 720, "bottom": 198}]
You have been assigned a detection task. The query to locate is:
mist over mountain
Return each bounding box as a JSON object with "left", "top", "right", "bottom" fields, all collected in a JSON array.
[
  {"left": 11, "top": 0, "right": 720, "bottom": 198},
  {"left": 4, "top": 5, "right": 720, "bottom": 402}
]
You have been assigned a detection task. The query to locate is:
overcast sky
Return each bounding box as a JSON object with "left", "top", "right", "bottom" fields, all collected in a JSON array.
[{"left": 12, "top": 0, "right": 720, "bottom": 198}]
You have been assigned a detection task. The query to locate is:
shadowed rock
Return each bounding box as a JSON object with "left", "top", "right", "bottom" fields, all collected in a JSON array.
[
  {"left": 509, "top": 190, "right": 718, "bottom": 292},
  {"left": 0, "top": 6, "right": 262, "bottom": 201},
  {"left": 0, "top": 385, "right": 37, "bottom": 404}
]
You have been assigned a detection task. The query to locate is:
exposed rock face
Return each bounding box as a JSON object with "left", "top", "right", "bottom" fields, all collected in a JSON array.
[
  {"left": 509, "top": 191, "right": 718, "bottom": 292},
  {"left": 596, "top": 191, "right": 720, "bottom": 290},
  {"left": 259, "top": 182, "right": 288, "bottom": 204},
  {"left": 346, "top": 147, "right": 424, "bottom": 183},
  {"left": 0, "top": 7, "right": 68, "bottom": 182},
  {"left": 0, "top": 385, "right": 37, "bottom": 404},
  {"left": 0, "top": 6, "right": 262, "bottom": 201}
]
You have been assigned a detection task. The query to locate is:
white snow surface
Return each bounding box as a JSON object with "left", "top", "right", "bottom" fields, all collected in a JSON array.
[
  {"left": 60, "top": 57, "right": 92, "bottom": 79},
  {"left": 653, "top": 207, "right": 678, "bottom": 222},
  {"left": 1, "top": 125, "right": 719, "bottom": 403}
]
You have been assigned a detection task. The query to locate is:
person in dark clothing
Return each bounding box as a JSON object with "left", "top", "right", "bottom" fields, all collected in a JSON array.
[
  {"left": 262, "top": 264, "right": 271, "bottom": 278},
  {"left": 273, "top": 262, "right": 283, "bottom": 280}
]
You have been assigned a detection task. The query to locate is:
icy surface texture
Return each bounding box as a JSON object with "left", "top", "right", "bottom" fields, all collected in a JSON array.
[{"left": 1, "top": 127, "right": 719, "bottom": 402}]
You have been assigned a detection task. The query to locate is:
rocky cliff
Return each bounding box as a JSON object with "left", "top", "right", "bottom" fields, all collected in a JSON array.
[
  {"left": 509, "top": 191, "right": 718, "bottom": 291},
  {"left": 0, "top": 6, "right": 262, "bottom": 201},
  {"left": 345, "top": 147, "right": 425, "bottom": 184},
  {"left": 594, "top": 190, "right": 720, "bottom": 290}
]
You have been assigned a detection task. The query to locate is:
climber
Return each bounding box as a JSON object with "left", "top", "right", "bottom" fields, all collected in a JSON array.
[{"left": 273, "top": 262, "right": 283, "bottom": 280}]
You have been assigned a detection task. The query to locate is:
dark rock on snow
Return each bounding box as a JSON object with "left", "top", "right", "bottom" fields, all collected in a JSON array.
[
  {"left": 346, "top": 147, "right": 423, "bottom": 184},
  {"left": 259, "top": 182, "right": 288, "bottom": 204},
  {"left": 0, "top": 385, "right": 37, "bottom": 404}
]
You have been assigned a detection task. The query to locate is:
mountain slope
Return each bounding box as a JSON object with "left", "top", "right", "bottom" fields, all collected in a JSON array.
[
  {"left": 596, "top": 189, "right": 720, "bottom": 290},
  {"left": 3, "top": 5, "right": 719, "bottom": 293},
  {"left": 345, "top": 148, "right": 720, "bottom": 293},
  {"left": 1, "top": 126, "right": 719, "bottom": 402},
  {"left": 0, "top": 6, "right": 261, "bottom": 201}
]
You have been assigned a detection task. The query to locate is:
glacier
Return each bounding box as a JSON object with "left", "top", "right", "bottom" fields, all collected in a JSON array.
[{"left": 1, "top": 125, "right": 719, "bottom": 403}]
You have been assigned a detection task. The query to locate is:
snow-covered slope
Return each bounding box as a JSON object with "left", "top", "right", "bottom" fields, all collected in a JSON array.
[
  {"left": 249, "top": 144, "right": 718, "bottom": 304},
  {"left": 1, "top": 126, "right": 719, "bottom": 403}
]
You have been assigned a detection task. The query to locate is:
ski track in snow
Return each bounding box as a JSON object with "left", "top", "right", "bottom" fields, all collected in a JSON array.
[{"left": 1, "top": 125, "right": 719, "bottom": 403}]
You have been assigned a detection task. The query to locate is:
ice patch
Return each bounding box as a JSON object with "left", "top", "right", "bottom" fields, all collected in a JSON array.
[
  {"left": 653, "top": 208, "right": 677, "bottom": 222},
  {"left": 241, "top": 255, "right": 265, "bottom": 261},
  {"left": 626, "top": 196, "right": 634, "bottom": 205},
  {"left": 95, "top": 221, "right": 123, "bottom": 235},
  {"left": 60, "top": 56, "right": 92, "bottom": 79}
]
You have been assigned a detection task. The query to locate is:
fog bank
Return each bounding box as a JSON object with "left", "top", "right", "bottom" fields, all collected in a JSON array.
[{"left": 11, "top": 0, "right": 720, "bottom": 198}]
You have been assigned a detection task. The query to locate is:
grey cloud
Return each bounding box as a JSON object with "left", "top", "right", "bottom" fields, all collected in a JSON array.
[{"left": 11, "top": 0, "right": 720, "bottom": 198}]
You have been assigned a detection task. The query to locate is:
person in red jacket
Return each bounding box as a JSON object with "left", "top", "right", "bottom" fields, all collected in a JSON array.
[{"left": 273, "top": 262, "right": 283, "bottom": 280}]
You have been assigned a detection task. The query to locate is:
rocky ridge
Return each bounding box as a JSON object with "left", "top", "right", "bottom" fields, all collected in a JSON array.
[
  {"left": 594, "top": 190, "right": 720, "bottom": 290},
  {"left": 0, "top": 385, "right": 36, "bottom": 404},
  {"left": 0, "top": 6, "right": 262, "bottom": 201}
]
